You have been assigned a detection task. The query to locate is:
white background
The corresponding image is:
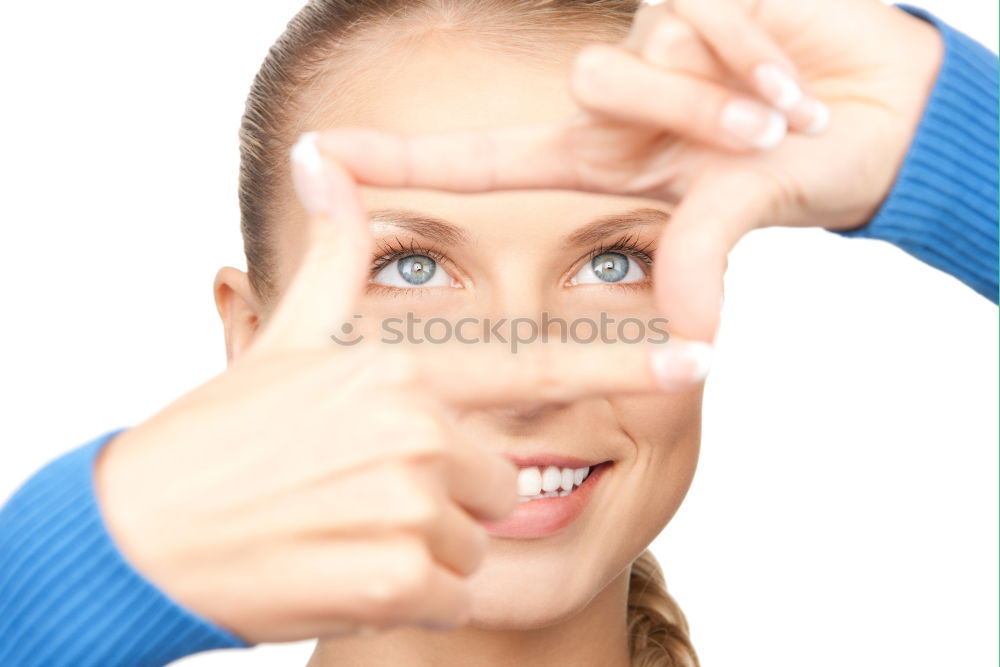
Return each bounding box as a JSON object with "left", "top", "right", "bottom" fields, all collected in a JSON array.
[{"left": 0, "top": 2, "right": 996, "bottom": 665}]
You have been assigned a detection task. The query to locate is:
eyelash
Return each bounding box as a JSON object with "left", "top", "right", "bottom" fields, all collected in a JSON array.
[
  {"left": 368, "top": 237, "right": 453, "bottom": 296},
  {"left": 370, "top": 236, "right": 450, "bottom": 274},
  {"left": 567, "top": 233, "right": 656, "bottom": 292},
  {"left": 583, "top": 233, "right": 656, "bottom": 270},
  {"left": 368, "top": 233, "right": 656, "bottom": 290}
]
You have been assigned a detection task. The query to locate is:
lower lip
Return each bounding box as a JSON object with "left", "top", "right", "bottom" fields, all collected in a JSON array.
[{"left": 481, "top": 462, "right": 611, "bottom": 539}]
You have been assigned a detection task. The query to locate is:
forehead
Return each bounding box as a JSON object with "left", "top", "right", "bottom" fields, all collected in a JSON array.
[
  {"left": 318, "top": 35, "right": 580, "bottom": 130},
  {"left": 291, "top": 38, "right": 669, "bottom": 251}
]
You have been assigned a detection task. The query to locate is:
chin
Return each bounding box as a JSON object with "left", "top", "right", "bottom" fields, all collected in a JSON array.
[{"left": 464, "top": 535, "right": 620, "bottom": 630}]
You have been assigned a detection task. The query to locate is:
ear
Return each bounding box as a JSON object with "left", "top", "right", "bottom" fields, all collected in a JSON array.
[{"left": 214, "top": 267, "right": 262, "bottom": 364}]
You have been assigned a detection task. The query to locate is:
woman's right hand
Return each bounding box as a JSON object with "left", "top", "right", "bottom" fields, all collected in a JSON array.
[{"left": 93, "top": 137, "right": 680, "bottom": 644}]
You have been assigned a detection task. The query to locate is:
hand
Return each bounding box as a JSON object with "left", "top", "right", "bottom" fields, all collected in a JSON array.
[
  {"left": 301, "top": 0, "right": 944, "bottom": 341},
  {"left": 93, "top": 137, "right": 688, "bottom": 644}
]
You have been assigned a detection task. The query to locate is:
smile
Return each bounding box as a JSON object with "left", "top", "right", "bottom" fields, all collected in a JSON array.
[
  {"left": 483, "top": 461, "right": 612, "bottom": 539},
  {"left": 516, "top": 465, "right": 593, "bottom": 501}
]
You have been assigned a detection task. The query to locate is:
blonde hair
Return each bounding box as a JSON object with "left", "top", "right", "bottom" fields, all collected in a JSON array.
[
  {"left": 238, "top": 2, "right": 698, "bottom": 664},
  {"left": 239, "top": 0, "right": 638, "bottom": 298},
  {"left": 629, "top": 550, "right": 699, "bottom": 666}
]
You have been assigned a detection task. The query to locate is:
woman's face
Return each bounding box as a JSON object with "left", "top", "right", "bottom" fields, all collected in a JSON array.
[{"left": 258, "top": 36, "right": 701, "bottom": 630}]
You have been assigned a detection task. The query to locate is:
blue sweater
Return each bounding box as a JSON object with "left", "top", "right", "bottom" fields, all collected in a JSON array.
[{"left": 0, "top": 6, "right": 996, "bottom": 666}]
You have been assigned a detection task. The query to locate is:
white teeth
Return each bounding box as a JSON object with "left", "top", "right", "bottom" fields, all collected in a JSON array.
[
  {"left": 560, "top": 467, "right": 575, "bottom": 492},
  {"left": 517, "top": 467, "right": 543, "bottom": 496},
  {"left": 515, "top": 465, "right": 595, "bottom": 501},
  {"left": 541, "top": 466, "right": 562, "bottom": 492}
]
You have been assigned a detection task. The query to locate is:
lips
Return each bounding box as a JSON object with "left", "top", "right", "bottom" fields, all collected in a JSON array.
[
  {"left": 482, "top": 461, "right": 612, "bottom": 539},
  {"left": 504, "top": 454, "right": 606, "bottom": 469}
]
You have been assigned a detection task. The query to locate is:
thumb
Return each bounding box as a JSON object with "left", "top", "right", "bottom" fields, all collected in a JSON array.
[{"left": 655, "top": 171, "right": 770, "bottom": 342}]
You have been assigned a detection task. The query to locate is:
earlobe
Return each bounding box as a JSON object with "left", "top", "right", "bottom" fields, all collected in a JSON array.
[{"left": 214, "top": 267, "right": 261, "bottom": 364}]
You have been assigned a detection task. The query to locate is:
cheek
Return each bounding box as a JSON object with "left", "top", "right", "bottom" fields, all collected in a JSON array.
[
  {"left": 609, "top": 391, "right": 702, "bottom": 532},
  {"left": 565, "top": 393, "right": 699, "bottom": 619}
]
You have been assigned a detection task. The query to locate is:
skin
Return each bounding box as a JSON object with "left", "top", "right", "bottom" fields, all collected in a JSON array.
[
  {"left": 217, "top": 35, "right": 702, "bottom": 667},
  {"left": 92, "top": 0, "right": 945, "bottom": 663},
  {"left": 314, "top": 0, "right": 944, "bottom": 342}
]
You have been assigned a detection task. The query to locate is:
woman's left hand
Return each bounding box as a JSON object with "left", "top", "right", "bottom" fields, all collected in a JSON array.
[{"left": 305, "top": 0, "right": 944, "bottom": 341}]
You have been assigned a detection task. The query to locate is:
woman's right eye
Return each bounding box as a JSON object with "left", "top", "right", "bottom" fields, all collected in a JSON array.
[{"left": 371, "top": 254, "right": 457, "bottom": 288}]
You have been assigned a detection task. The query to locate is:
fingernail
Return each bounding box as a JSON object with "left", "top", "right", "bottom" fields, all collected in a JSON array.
[
  {"left": 290, "top": 131, "right": 332, "bottom": 214},
  {"left": 801, "top": 97, "right": 831, "bottom": 135},
  {"left": 753, "top": 63, "right": 802, "bottom": 112},
  {"left": 721, "top": 99, "right": 787, "bottom": 150},
  {"left": 651, "top": 342, "right": 713, "bottom": 390}
]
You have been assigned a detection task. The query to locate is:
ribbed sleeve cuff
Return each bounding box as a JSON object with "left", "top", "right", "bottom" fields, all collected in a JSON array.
[
  {"left": 0, "top": 431, "right": 249, "bottom": 667},
  {"left": 834, "top": 4, "right": 999, "bottom": 303}
]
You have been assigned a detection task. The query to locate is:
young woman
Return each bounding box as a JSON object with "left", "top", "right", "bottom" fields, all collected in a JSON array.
[{"left": 0, "top": 1, "right": 995, "bottom": 666}]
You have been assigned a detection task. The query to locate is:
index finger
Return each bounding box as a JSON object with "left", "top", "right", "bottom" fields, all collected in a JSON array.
[
  {"left": 669, "top": 0, "right": 829, "bottom": 132},
  {"left": 312, "top": 124, "right": 587, "bottom": 194},
  {"left": 256, "top": 133, "right": 374, "bottom": 350},
  {"left": 362, "top": 336, "right": 714, "bottom": 407}
]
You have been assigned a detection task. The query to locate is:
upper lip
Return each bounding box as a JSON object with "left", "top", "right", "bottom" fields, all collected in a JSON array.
[{"left": 504, "top": 454, "right": 610, "bottom": 469}]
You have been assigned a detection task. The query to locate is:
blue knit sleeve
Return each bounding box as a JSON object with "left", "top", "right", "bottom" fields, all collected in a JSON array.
[
  {"left": 834, "top": 4, "right": 999, "bottom": 303},
  {"left": 0, "top": 431, "right": 249, "bottom": 666}
]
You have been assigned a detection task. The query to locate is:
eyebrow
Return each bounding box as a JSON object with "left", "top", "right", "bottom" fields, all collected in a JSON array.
[
  {"left": 563, "top": 208, "right": 671, "bottom": 246},
  {"left": 366, "top": 206, "right": 671, "bottom": 246},
  {"left": 369, "top": 208, "right": 469, "bottom": 246}
]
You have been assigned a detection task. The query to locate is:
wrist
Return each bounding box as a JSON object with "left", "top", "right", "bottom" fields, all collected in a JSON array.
[
  {"left": 93, "top": 427, "right": 186, "bottom": 604},
  {"left": 836, "top": 4, "right": 944, "bottom": 232},
  {"left": 830, "top": 5, "right": 999, "bottom": 301}
]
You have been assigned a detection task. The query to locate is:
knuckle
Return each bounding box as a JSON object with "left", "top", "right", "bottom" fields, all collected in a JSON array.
[
  {"left": 376, "top": 460, "right": 427, "bottom": 502},
  {"left": 671, "top": 0, "right": 698, "bottom": 19},
  {"left": 394, "top": 485, "right": 440, "bottom": 535},
  {"left": 382, "top": 541, "right": 435, "bottom": 608},
  {"left": 353, "top": 468, "right": 437, "bottom": 542},
  {"left": 520, "top": 345, "right": 561, "bottom": 399},
  {"left": 369, "top": 398, "right": 445, "bottom": 443},
  {"left": 360, "top": 541, "right": 432, "bottom": 617},
  {"left": 391, "top": 411, "right": 449, "bottom": 461},
  {"left": 466, "top": 132, "right": 500, "bottom": 191},
  {"left": 645, "top": 18, "right": 694, "bottom": 59},
  {"left": 375, "top": 347, "right": 420, "bottom": 387},
  {"left": 347, "top": 343, "right": 385, "bottom": 371},
  {"left": 570, "top": 44, "right": 617, "bottom": 108}
]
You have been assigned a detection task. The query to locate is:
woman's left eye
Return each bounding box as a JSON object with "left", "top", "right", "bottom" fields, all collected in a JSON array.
[
  {"left": 372, "top": 254, "right": 457, "bottom": 288},
  {"left": 570, "top": 251, "right": 647, "bottom": 285}
]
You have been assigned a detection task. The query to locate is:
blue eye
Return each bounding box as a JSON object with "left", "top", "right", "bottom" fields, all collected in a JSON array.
[
  {"left": 399, "top": 255, "right": 436, "bottom": 284},
  {"left": 571, "top": 251, "right": 647, "bottom": 285},
  {"left": 372, "top": 254, "right": 456, "bottom": 288},
  {"left": 591, "top": 252, "right": 629, "bottom": 282}
]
